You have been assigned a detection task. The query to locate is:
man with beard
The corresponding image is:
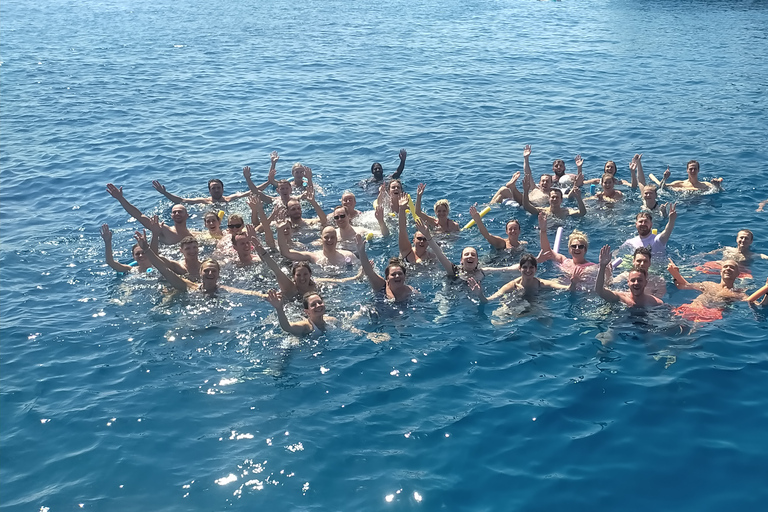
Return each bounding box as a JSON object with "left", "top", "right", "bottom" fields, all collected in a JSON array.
[
  {"left": 151, "top": 178, "right": 251, "bottom": 205},
  {"left": 596, "top": 245, "right": 664, "bottom": 307},
  {"left": 619, "top": 206, "right": 677, "bottom": 260},
  {"left": 360, "top": 149, "right": 407, "bottom": 192}
]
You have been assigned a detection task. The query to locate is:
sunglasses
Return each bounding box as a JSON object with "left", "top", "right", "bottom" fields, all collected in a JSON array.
[
  {"left": 570, "top": 244, "right": 586, "bottom": 250},
  {"left": 228, "top": 223, "right": 243, "bottom": 229},
  {"left": 415, "top": 236, "right": 427, "bottom": 242},
  {"left": 334, "top": 214, "right": 346, "bottom": 220}
]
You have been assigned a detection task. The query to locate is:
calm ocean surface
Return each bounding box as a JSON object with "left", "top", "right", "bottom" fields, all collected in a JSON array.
[{"left": 2, "top": 0, "right": 768, "bottom": 510}]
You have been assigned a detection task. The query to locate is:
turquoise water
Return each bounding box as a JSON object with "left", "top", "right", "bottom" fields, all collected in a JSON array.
[{"left": 2, "top": 0, "right": 768, "bottom": 510}]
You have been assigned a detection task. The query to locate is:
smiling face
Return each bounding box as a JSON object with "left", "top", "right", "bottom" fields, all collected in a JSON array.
[
  {"left": 413, "top": 231, "right": 428, "bottom": 250},
  {"left": 333, "top": 207, "right": 349, "bottom": 227},
  {"left": 434, "top": 203, "right": 450, "bottom": 220},
  {"left": 461, "top": 247, "right": 478, "bottom": 271},
  {"left": 552, "top": 160, "right": 566, "bottom": 177},
  {"left": 304, "top": 293, "right": 326, "bottom": 318},
  {"left": 506, "top": 220, "right": 520, "bottom": 239},
  {"left": 385, "top": 264, "right": 406, "bottom": 286},
  {"left": 292, "top": 163, "right": 305, "bottom": 181},
  {"left": 321, "top": 227, "right": 338, "bottom": 248},
  {"left": 180, "top": 241, "right": 199, "bottom": 260},
  {"left": 642, "top": 186, "right": 657, "bottom": 205},
  {"left": 201, "top": 261, "right": 220, "bottom": 287},
  {"left": 227, "top": 216, "right": 244, "bottom": 234},
  {"left": 628, "top": 270, "right": 647, "bottom": 297},
  {"left": 633, "top": 252, "right": 651, "bottom": 272},
  {"left": 635, "top": 214, "right": 653, "bottom": 237},
  {"left": 721, "top": 260, "right": 739, "bottom": 282},
  {"left": 601, "top": 175, "right": 615, "bottom": 192},
  {"left": 568, "top": 238, "right": 587, "bottom": 261},
  {"left": 341, "top": 192, "right": 356, "bottom": 211},
  {"left": 520, "top": 260, "right": 537, "bottom": 278},
  {"left": 539, "top": 175, "right": 553, "bottom": 191},
  {"left": 736, "top": 230, "right": 753, "bottom": 251},
  {"left": 287, "top": 200, "right": 303, "bottom": 222},
  {"left": 171, "top": 205, "right": 189, "bottom": 225},
  {"left": 371, "top": 163, "right": 384, "bottom": 181},
  {"left": 277, "top": 181, "right": 292, "bottom": 199},
  {"left": 233, "top": 234, "right": 251, "bottom": 255},
  {"left": 389, "top": 181, "right": 403, "bottom": 201},
  {"left": 604, "top": 161, "right": 617, "bottom": 176},
  {"left": 208, "top": 180, "right": 224, "bottom": 201},
  {"left": 132, "top": 245, "right": 147, "bottom": 263},
  {"left": 292, "top": 264, "right": 312, "bottom": 287},
  {"left": 687, "top": 161, "right": 700, "bottom": 178}
]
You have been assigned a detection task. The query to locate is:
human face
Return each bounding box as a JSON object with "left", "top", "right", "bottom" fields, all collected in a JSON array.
[
  {"left": 552, "top": 160, "right": 565, "bottom": 177},
  {"left": 208, "top": 182, "right": 224, "bottom": 200},
  {"left": 133, "top": 246, "right": 147, "bottom": 263},
  {"left": 293, "top": 266, "right": 312, "bottom": 287},
  {"left": 371, "top": 164, "right": 384, "bottom": 181},
  {"left": 171, "top": 206, "right": 188, "bottom": 224},
  {"left": 569, "top": 239, "right": 587, "bottom": 261},
  {"left": 341, "top": 193, "right": 356, "bottom": 211},
  {"left": 277, "top": 182, "right": 292, "bottom": 198},
  {"left": 461, "top": 247, "right": 478, "bottom": 271},
  {"left": 628, "top": 271, "right": 647, "bottom": 296},
  {"left": 635, "top": 215, "right": 652, "bottom": 237},
  {"left": 227, "top": 220, "right": 243, "bottom": 234},
  {"left": 321, "top": 227, "right": 337, "bottom": 247},
  {"left": 642, "top": 187, "right": 657, "bottom": 204},
  {"left": 389, "top": 181, "right": 402, "bottom": 197},
  {"left": 604, "top": 161, "right": 617, "bottom": 176},
  {"left": 721, "top": 261, "right": 739, "bottom": 281},
  {"left": 201, "top": 262, "right": 220, "bottom": 285},
  {"left": 506, "top": 221, "right": 520, "bottom": 239},
  {"left": 540, "top": 175, "right": 553, "bottom": 191},
  {"left": 204, "top": 215, "right": 221, "bottom": 232},
  {"left": 413, "top": 231, "right": 428, "bottom": 250},
  {"left": 305, "top": 294, "right": 326, "bottom": 317},
  {"left": 549, "top": 190, "right": 562, "bottom": 208},
  {"left": 180, "top": 241, "right": 199, "bottom": 259},
  {"left": 687, "top": 162, "right": 699, "bottom": 177},
  {"left": 435, "top": 204, "right": 449, "bottom": 220},
  {"left": 386, "top": 266, "right": 405, "bottom": 285},
  {"left": 632, "top": 253, "right": 651, "bottom": 271},
  {"left": 520, "top": 261, "right": 537, "bottom": 278},
  {"left": 287, "top": 200, "right": 303, "bottom": 221},
  {"left": 602, "top": 176, "right": 615, "bottom": 191},
  {"left": 736, "top": 231, "right": 753, "bottom": 251},
  {"left": 333, "top": 208, "right": 349, "bottom": 226},
  {"left": 234, "top": 236, "right": 251, "bottom": 254},
  {"left": 292, "top": 166, "right": 305, "bottom": 180}
]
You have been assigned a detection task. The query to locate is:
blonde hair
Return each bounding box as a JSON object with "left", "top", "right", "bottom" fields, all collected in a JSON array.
[
  {"left": 433, "top": 199, "right": 450, "bottom": 213},
  {"left": 568, "top": 230, "right": 589, "bottom": 249}
]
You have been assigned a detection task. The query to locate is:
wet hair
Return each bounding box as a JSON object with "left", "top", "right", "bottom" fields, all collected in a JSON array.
[
  {"left": 687, "top": 159, "right": 700, "bottom": 171},
  {"left": 461, "top": 247, "right": 479, "bottom": 271},
  {"left": 568, "top": 230, "right": 589, "bottom": 250},
  {"left": 633, "top": 246, "right": 652, "bottom": 261},
  {"left": 549, "top": 188, "right": 564, "bottom": 199},
  {"left": 131, "top": 243, "right": 142, "bottom": 256},
  {"left": 642, "top": 184, "right": 658, "bottom": 194},
  {"left": 738, "top": 229, "right": 753, "bottom": 241},
  {"left": 302, "top": 291, "right": 323, "bottom": 309},
  {"left": 635, "top": 211, "right": 653, "bottom": 222},
  {"left": 228, "top": 214, "right": 244, "bottom": 225},
  {"left": 552, "top": 159, "right": 565, "bottom": 171},
  {"left": 540, "top": 174, "right": 554, "bottom": 183},
  {"left": 231, "top": 232, "right": 249, "bottom": 248},
  {"left": 292, "top": 261, "right": 313, "bottom": 277},
  {"left": 201, "top": 259, "right": 220, "bottom": 272},
  {"left": 334, "top": 205, "right": 347, "bottom": 214},
  {"left": 384, "top": 258, "right": 407, "bottom": 279},
  {"left": 208, "top": 179, "right": 224, "bottom": 190},
  {"left": 434, "top": 199, "right": 450, "bottom": 213},
  {"left": 629, "top": 266, "right": 648, "bottom": 278},
  {"left": 276, "top": 179, "right": 291, "bottom": 190},
  {"left": 721, "top": 259, "right": 740, "bottom": 271},
  {"left": 601, "top": 173, "right": 615, "bottom": 185},
  {"left": 204, "top": 210, "right": 221, "bottom": 222},
  {"left": 505, "top": 219, "right": 520, "bottom": 230},
  {"left": 180, "top": 235, "right": 198, "bottom": 247},
  {"left": 519, "top": 253, "right": 538, "bottom": 268},
  {"left": 292, "top": 162, "right": 304, "bottom": 173}
]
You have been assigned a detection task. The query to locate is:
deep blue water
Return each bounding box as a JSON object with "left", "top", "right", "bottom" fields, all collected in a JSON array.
[{"left": 2, "top": 0, "right": 768, "bottom": 510}]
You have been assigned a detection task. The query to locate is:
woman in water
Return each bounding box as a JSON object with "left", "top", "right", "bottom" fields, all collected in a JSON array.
[
  {"left": 536, "top": 212, "right": 598, "bottom": 284},
  {"left": 585, "top": 174, "right": 623, "bottom": 203},
  {"left": 468, "top": 204, "right": 527, "bottom": 251},
  {"left": 472, "top": 253, "right": 581, "bottom": 302},
  {"left": 202, "top": 210, "right": 225, "bottom": 240},
  {"left": 414, "top": 183, "right": 461, "bottom": 233},
  {"left": 101, "top": 223, "right": 159, "bottom": 273},
  {"left": 398, "top": 197, "right": 436, "bottom": 264},
  {"left": 356, "top": 233, "right": 416, "bottom": 302},
  {"left": 583, "top": 158, "right": 632, "bottom": 186},
  {"left": 413, "top": 216, "right": 486, "bottom": 283}
]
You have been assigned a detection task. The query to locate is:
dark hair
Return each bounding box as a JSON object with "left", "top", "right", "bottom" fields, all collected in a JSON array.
[
  {"left": 604, "top": 161, "right": 617, "bottom": 173},
  {"left": 519, "top": 253, "right": 538, "bottom": 268},
  {"left": 276, "top": 179, "right": 291, "bottom": 188},
  {"left": 552, "top": 159, "right": 565, "bottom": 170},
  {"left": 180, "top": 236, "right": 198, "bottom": 246},
  {"left": 204, "top": 210, "right": 220, "bottom": 221},
  {"left": 687, "top": 159, "right": 700, "bottom": 171},
  {"left": 302, "top": 291, "right": 322, "bottom": 309},
  {"left": 550, "top": 188, "right": 563, "bottom": 199},
  {"left": 292, "top": 261, "right": 313, "bottom": 276},
  {"left": 505, "top": 219, "right": 520, "bottom": 230},
  {"left": 384, "top": 258, "right": 407, "bottom": 279},
  {"left": 208, "top": 179, "right": 224, "bottom": 190},
  {"left": 371, "top": 162, "right": 383, "bottom": 173},
  {"left": 629, "top": 265, "right": 647, "bottom": 278},
  {"left": 635, "top": 211, "right": 653, "bottom": 222},
  {"left": 201, "top": 259, "right": 220, "bottom": 271},
  {"left": 231, "top": 232, "right": 249, "bottom": 247},
  {"left": 633, "top": 246, "right": 652, "bottom": 261}
]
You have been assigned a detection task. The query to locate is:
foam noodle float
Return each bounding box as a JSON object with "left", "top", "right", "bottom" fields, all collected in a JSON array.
[
  {"left": 406, "top": 194, "right": 419, "bottom": 221},
  {"left": 695, "top": 260, "right": 752, "bottom": 279},
  {"left": 462, "top": 206, "right": 491, "bottom": 230},
  {"left": 648, "top": 173, "right": 661, "bottom": 186},
  {"left": 551, "top": 226, "right": 564, "bottom": 254}
]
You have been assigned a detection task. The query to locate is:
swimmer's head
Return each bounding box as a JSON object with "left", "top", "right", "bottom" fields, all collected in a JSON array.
[
  {"left": 204, "top": 210, "right": 222, "bottom": 229},
  {"left": 552, "top": 159, "right": 566, "bottom": 177},
  {"left": 628, "top": 266, "right": 648, "bottom": 295},
  {"left": 276, "top": 179, "right": 292, "bottom": 198},
  {"left": 227, "top": 214, "right": 244, "bottom": 233},
  {"left": 302, "top": 292, "right": 325, "bottom": 315},
  {"left": 686, "top": 160, "right": 700, "bottom": 175},
  {"left": 434, "top": 199, "right": 450, "bottom": 219},
  {"left": 604, "top": 161, "right": 617, "bottom": 176},
  {"left": 737, "top": 229, "right": 753, "bottom": 249},
  {"left": 519, "top": 253, "right": 538, "bottom": 275},
  {"left": 131, "top": 244, "right": 147, "bottom": 262},
  {"left": 286, "top": 199, "right": 303, "bottom": 221},
  {"left": 506, "top": 219, "right": 521, "bottom": 238},
  {"left": 231, "top": 232, "right": 251, "bottom": 254},
  {"left": 721, "top": 260, "right": 740, "bottom": 281},
  {"left": 321, "top": 226, "right": 338, "bottom": 246},
  {"left": 635, "top": 211, "right": 653, "bottom": 237},
  {"left": 461, "top": 247, "right": 479, "bottom": 271},
  {"left": 341, "top": 191, "right": 357, "bottom": 210},
  {"left": 170, "top": 205, "right": 189, "bottom": 223},
  {"left": 388, "top": 179, "right": 403, "bottom": 195},
  {"left": 601, "top": 174, "right": 615, "bottom": 190},
  {"left": 642, "top": 185, "right": 658, "bottom": 203},
  {"left": 292, "top": 163, "right": 305, "bottom": 180},
  {"left": 291, "top": 261, "right": 314, "bottom": 287},
  {"left": 385, "top": 258, "right": 407, "bottom": 283},
  {"left": 333, "top": 205, "right": 349, "bottom": 225},
  {"left": 549, "top": 188, "right": 563, "bottom": 207},
  {"left": 208, "top": 179, "right": 224, "bottom": 200},
  {"left": 371, "top": 162, "right": 384, "bottom": 180},
  {"left": 632, "top": 246, "right": 652, "bottom": 271},
  {"left": 540, "top": 174, "right": 553, "bottom": 190},
  {"left": 201, "top": 259, "right": 221, "bottom": 282},
  {"left": 180, "top": 236, "right": 199, "bottom": 258},
  {"left": 568, "top": 230, "right": 589, "bottom": 255}
]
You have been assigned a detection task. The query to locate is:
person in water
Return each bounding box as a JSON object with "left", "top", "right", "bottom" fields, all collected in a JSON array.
[
  {"left": 413, "top": 183, "right": 461, "bottom": 233},
  {"left": 100, "top": 223, "right": 158, "bottom": 273},
  {"left": 361, "top": 149, "right": 407, "bottom": 192},
  {"left": 340, "top": 191, "right": 364, "bottom": 222},
  {"left": 147, "top": 215, "right": 202, "bottom": 278},
  {"left": 596, "top": 245, "right": 664, "bottom": 307},
  {"left": 584, "top": 174, "right": 623, "bottom": 203},
  {"left": 703, "top": 229, "right": 768, "bottom": 263},
  {"left": 611, "top": 247, "right": 666, "bottom": 299},
  {"left": 618, "top": 207, "right": 677, "bottom": 260},
  {"left": 665, "top": 160, "right": 723, "bottom": 192},
  {"left": 522, "top": 174, "right": 586, "bottom": 218},
  {"left": 202, "top": 210, "right": 225, "bottom": 240},
  {"left": 472, "top": 253, "right": 581, "bottom": 302},
  {"left": 356, "top": 234, "right": 416, "bottom": 302},
  {"left": 537, "top": 212, "right": 598, "bottom": 282},
  {"left": 468, "top": 205, "right": 527, "bottom": 251},
  {"left": 398, "top": 197, "right": 436, "bottom": 264},
  {"left": 278, "top": 224, "right": 359, "bottom": 267},
  {"left": 413, "top": 216, "right": 486, "bottom": 283},
  {"left": 583, "top": 158, "right": 632, "bottom": 187},
  {"left": 107, "top": 183, "right": 194, "bottom": 245},
  {"left": 151, "top": 178, "right": 251, "bottom": 205}
]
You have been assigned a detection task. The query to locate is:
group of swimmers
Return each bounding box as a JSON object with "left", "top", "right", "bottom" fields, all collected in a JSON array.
[{"left": 102, "top": 147, "right": 768, "bottom": 338}]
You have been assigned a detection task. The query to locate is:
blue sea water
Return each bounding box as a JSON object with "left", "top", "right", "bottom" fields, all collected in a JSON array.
[{"left": 2, "top": 0, "right": 768, "bottom": 510}]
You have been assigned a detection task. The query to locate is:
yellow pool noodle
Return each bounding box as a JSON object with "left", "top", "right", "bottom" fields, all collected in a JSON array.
[
  {"left": 406, "top": 194, "right": 419, "bottom": 221},
  {"left": 462, "top": 206, "right": 491, "bottom": 230}
]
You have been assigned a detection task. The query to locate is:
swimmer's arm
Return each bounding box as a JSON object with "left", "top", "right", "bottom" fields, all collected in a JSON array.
[
  {"left": 537, "top": 212, "right": 555, "bottom": 256},
  {"left": 483, "top": 264, "right": 520, "bottom": 272},
  {"left": 374, "top": 203, "right": 390, "bottom": 237},
  {"left": 277, "top": 226, "right": 313, "bottom": 262},
  {"left": 596, "top": 245, "right": 620, "bottom": 302},
  {"left": 414, "top": 217, "right": 453, "bottom": 276},
  {"left": 224, "top": 189, "right": 252, "bottom": 202},
  {"left": 521, "top": 176, "right": 540, "bottom": 216},
  {"left": 397, "top": 203, "right": 415, "bottom": 263},
  {"left": 100, "top": 224, "right": 134, "bottom": 273},
  {"left": 746, "top": 278, "right": 768, "bottom": 303},
  {"left": 242, "top": 166, "right": 274, "bottom": 204},
  {"left": 305, "top": 188, "right": 328, "bottom": 226},
  {"left": 658, "top": 203, "right": 677, "bottom": 244},
  {"left": 582, "top": 177, "right": 600, "bottom": 185},
  {"left": 157, "top": 256, "right": 186, "bottom": 276},
  {"left": 486, "top": 281, "right": 518, "bottom": 301},
  {"left": 757, "top": 198, "right": 768, "bottom": 212},
  {"left": 357, "top": 236, "right": 386, "bottom": 292},
  {"left": 106, "top": 184, "right": 156, "bottom": 233},
  {"left": 539, "top": 278, "right": 570, "bottom": 291},
  {"left": 470, "top": 205, "right": 505, "bottom": 250},
  {"left": 253, "top": 236, "right": 297, "bottom": 296},
  {"left": 572, "top": 187, "right": 586, "bottom": 217},
  {"left": 150, "top": 180, "right": 189, "bottom": 204},
  {"left": 634, "top": 154, "right": 646, "bottom": 187},
  {"left": 136, "top": 232, "right": 190, "bottom": 291},
  {"left": 220, "top": 284, "right": 268, "bottom": 297},
  {"left": 392, "top": 149, "right": 406, "bottom": 180},
  {"left": 318, "top": 266, "right": 364, "bottom": 284},
  {"left": 249, "top": 196, "right": 276, "bottom": 249},
  {"left": 667, "top": 261, "right": 703, "bottom": 291},
  {"left": 414, "top": 184, "right": 437, "bottom": 225}
]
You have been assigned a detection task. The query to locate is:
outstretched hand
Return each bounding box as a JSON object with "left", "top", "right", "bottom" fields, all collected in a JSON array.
[
  {"left": 523, "top": 144, "right": 532, "bottom": 159},
  {"left": 242, "top": 166, "right": 251, "bottom": 180},
  {"left": 574, "top": 154, "right": 584, "bottom": 168},
  {"left": 134, "top": 229, "right": 149, "bottom": 250},
  {"left": 599, "top": 244, "right": 611, "bottom": 267},
  {"left": 355, "top": 233, "right": 366, "bottom": 252},
  {"left": 266, "top": 289, "right": 283, "bottom": 308},
  {"left": 469, "top": 204, "right": 480, "bottom": 220},
  {"left": 668, "top": 202, "right": 677, "bottom": 220},
  {"left": 667, "top": 258, "right": 679, "bottom": 274},
  {"left": 100, "top": 224, "right": 112, "bottom": 242},
  {"left": 375, "top": 202, "right": 385, "bottom": 222},
  {"left": 106, "top": 183, "right": 123, "bottom": 199},
  {"left": 417, "top": 183, "right": 426, "bottom": 196},
  {"left": 151, "top": 180, "right": 166, "bottom": 193},
  {"left": 663, "top": 166, "right": 671, "bottom": 180},
  {"left": 148, "top": 214, "right": 162, "bottom": 234},
  {"left": 270, "top": 151, "right": 279, "bottom": 166},
  {"left": 399, "top": 149, "right": 407, "bottom": 161}
]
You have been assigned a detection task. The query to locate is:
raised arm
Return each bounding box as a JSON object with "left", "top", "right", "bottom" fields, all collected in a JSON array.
[
  {"left": 397, "top": 198, "right": 415, "bottom": 263},
  {"left": 247, "top": 225, "right": 296, "bottom": 296},
  {"left": 304, "top": 187, "right": 328, "bottom": 225},
  {"left": 667, "top": 258, "right": 703, "bottom": 291},
  {"left": 521, "top": 175, "right": 541, "bottom": 216},
  {"left": 266, "top": 289, "right": 311, "bottom": 335},
  {"left": 242, "top": 166, "right": 274, "bottom": 203},
  {"left": 374, "top": 203, "right": 390, "bottom": 237},
  {"left": 746, "top": 277, "right": 768, "bottom": 304},
  {"left": 470, "top": 204, "right": 505, "bottom": 249},
  {"left": 106, "top": 184, "right": 153, "bottom": 231},
  {"left": 147, "top": 215, "right": 186, "bottom": 275},
  {"left": 392, "top": 149, "right": 407, "bottom": 180},
  {"left": 356, "top": 234, "right": 386, "bottom": 292},
  {"left": 276, "top": 222, "right": 314, "bottom": 262},
  {"left": 633, "top": 154, "right": 646, "bottom": 187},
  {"left": 303, "top": 165, "right": 315, "bottom": 192},
  {"left": 596, "top": 245, "right": 621, "bottom": 302},
  {"left": 134, "top": 230, "right": 190, "bottom": 291},
  {"left": 523, "top": 144, "right": 533, "bottom": 180},
  {"left": 572, "top": 187, "right": 587, "bottom": 217},
  {"left": 248, "top": 195, "right": 276, "bottom": 249},
  {"left": 100, "top": 224, "right": 133, "bottom": 272},
  {"left": 658, "top": 202, "right": 677, "bottom": 244},
  {"left": 414, "top": 216, "right": 453, "bottom": 276},
  {"left": 151, "top": 180, "right": 186, "bottom": 204},
  {"left": 414, "top": 183, "right": 437, "bottom": 225}
]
